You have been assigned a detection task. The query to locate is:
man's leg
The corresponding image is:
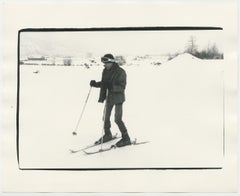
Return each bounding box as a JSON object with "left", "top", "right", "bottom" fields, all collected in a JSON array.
[
  {"left": 104, "top": 102, "right": 114, "bottom": 135},
  {"left": 114, "top": 103, "right": 131, "bottom": 147},
  {"left": 114, "top": 103, "right": 127, "bottom": 135},
  {"left": 95, "top": 102, "right": 114, "bottom": 144}
]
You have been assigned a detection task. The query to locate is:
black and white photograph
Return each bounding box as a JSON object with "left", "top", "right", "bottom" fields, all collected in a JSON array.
[
  {"left": 19, "top": 28, "right": 225, "bottom": 169},
  {"left": 2, "top": 0, "right": 238, "bottom": 193}
]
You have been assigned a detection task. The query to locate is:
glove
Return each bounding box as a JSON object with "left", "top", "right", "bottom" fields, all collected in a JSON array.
[{"left": 90, "top": 80, "right": 97, "bottom": 87}]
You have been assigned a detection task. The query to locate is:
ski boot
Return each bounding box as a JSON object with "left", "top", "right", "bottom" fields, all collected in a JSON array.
[
  {"left": 95, "top": 132, "right": 113, "bottom": 145},
  {"left": 115, "top": 133, "right": 131, "bottom": 147}
]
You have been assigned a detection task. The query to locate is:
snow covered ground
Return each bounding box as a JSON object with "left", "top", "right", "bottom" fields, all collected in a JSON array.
[{"left": 19, "top": 53, "right": 224, "bottom": 169}]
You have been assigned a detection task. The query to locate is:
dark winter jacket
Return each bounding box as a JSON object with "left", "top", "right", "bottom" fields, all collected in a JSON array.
[{"left": 95, "top": 63, "right": 126, "bottom": 105}]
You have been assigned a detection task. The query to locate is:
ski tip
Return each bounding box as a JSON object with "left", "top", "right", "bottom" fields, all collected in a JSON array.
[{"left": 69, "top": 149, "right": 76, "bottom": 153}]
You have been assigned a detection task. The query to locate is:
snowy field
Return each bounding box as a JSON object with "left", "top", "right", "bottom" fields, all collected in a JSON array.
[{"left": 19, "top": 53, "right": 224, "bottom": 169}]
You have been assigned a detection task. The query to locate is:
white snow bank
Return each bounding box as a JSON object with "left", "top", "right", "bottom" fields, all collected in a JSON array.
[
  {"left": 19, "top": 56, "right": 224, "bottom": 168},
  {"left": 166, "top": 53, "right": 201, "bottom": 64}
]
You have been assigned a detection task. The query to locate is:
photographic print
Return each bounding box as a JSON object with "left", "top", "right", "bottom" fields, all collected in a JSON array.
[
  {"left": 18, "top": 28, "right": 224, "bottom": 169},
  {"left": 2, "top": 1, "right": 238, "bottom": 193}
]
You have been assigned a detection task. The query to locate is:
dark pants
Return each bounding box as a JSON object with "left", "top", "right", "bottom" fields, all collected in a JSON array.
[{"left": 104, "top": 103, "right": 128, "bottom": 136}]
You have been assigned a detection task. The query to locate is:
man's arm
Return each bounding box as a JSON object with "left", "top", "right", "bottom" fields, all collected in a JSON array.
[
  {"left": 95, "top": 81, "right": 102, "bottom": 88},
  {"left": 90, "top": 80, "right": 101, "bottom": 88}
]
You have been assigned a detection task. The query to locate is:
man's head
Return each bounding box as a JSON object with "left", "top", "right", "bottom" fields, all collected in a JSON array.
[{"left": 101, "top": 54, "right": 115, "bottom": 69}]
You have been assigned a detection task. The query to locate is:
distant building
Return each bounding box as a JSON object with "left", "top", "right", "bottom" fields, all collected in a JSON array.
[
  {"left": 20, "top": 55, "right": 102, "bottom": 66},
  {"left": 63, "top": 57, "right": 72, "bottom": 66},
  {"left": 27, "top": 56, "right": 46, "bottom": 61},
  {"left": 21, "top": 55, "right": 54, "bottom": 66}
]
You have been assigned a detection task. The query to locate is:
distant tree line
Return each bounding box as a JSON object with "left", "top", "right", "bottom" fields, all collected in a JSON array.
[{"left": 185, "top": 36, "right": 223, "bottom": 59}]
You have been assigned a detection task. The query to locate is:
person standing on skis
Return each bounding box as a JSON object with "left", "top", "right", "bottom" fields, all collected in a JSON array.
[{"left": 90, "top": 53, "right": 131, "bottom": 147}]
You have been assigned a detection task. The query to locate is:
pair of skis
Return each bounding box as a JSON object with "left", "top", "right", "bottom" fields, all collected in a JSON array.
[
  {"left": 69, "top": 133, "right": 120, "bottom": 154},
  {"left": 70, "top": 134, "right": 149, "bottom": 155},
  {"left": 83, "top": 139, "right": 149, "bottom": 155}
]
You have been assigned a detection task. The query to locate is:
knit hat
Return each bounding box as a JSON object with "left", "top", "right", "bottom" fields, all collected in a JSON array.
[{"left": 101, "top": 53, "right": 115, "bottom": 63}]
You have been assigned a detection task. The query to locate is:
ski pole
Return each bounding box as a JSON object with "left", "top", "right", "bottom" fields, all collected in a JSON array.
[
  {"left": 100, "top": 100, "right": 107, "bottom": 150},
  {"left": 72, "top": 86, "right": 92, "bottom": 135}
]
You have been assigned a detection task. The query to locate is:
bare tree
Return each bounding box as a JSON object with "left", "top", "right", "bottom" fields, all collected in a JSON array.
[
  {"left": 115, "top": 55, "right": 126, "bottom": 66},
  {"left": 185, "top": 36, "right": 198, "bottom": 55}
]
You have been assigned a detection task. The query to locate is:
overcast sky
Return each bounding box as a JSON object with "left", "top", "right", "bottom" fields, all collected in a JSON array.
[{"left": 20, "top": 30, "right": 224, "bottom": 58}]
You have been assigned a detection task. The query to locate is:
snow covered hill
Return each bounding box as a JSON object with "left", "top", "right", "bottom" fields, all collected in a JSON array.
[{"left": 19, "top": 53, "right": 224, "bottom": 169}]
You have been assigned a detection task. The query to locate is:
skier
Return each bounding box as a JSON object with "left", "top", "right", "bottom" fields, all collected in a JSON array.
[{"left": 90, "top": 54, "right": 131, "bottom": 147}]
